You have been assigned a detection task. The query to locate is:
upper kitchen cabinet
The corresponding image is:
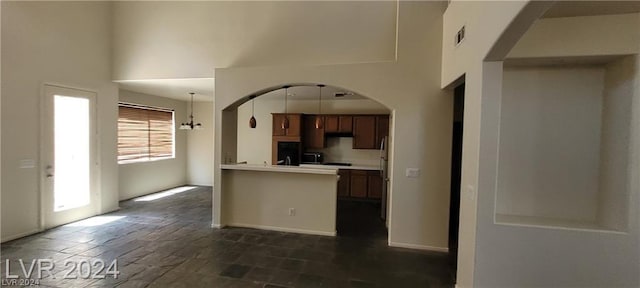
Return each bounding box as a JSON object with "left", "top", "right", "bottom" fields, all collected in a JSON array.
[
  {"left": 353, "top": 116, "right": 377, "bottom": 149},
  {"left": 303, "top": 115, "right": 325, "bottom": 149},
  {"left": 272, "top": 113, "right": 302, "bottom": 138},
  {"left": 376, "top": 115, "right": 389, "bottom": 147},
  {"left": 353, "top": 115, "right": 389, "bottom": 149},
  {"left": 325, "top": 115, "right": 353, "bottom": 134}
]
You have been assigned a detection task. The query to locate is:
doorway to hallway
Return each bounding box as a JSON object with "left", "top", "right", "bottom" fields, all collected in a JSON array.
[{"left": 449, "top": 82, "right": 465, "bottom": 280}]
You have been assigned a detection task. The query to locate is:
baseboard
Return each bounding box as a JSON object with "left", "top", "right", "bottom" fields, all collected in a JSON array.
[
  {"left": 388, "top": 241, "right": 449, "bottom": 253},
  {"left": 1, "top": 228, "right": 42, "bottom": 243},
  {"left": 211, "top": 223, "right": 224, "bottom": 229},
  {"left": 227, "top": 223, "right": 336, "bottom": 237}
]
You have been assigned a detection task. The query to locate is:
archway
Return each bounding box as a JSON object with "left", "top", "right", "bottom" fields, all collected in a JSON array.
[{"left": 218, "top": 82, "right": 395, "bottom": 239}]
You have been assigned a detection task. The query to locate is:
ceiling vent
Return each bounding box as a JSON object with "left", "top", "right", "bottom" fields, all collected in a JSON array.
[{"left": 334, "top": 92, "right": 354, "bottom": 98}]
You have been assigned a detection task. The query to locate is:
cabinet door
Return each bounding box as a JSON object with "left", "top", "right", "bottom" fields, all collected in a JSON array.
[
  {"left": 303, "top": 115, "right": 324, "bottom": 149},
  {"left": 353, "top": 116, "right": 377, "bottom": 149},
  {"left": 324, "top": 115, "right": 339, "bottom": 133},
  {"left": 376, "top": 115, "right": 389, "bottom": 148},
  {"left": 337, "top": 169, "right": 350, "bottom": 197},
  {"left": 350, "top": 170, "right": 368, "bottom": 198},
  {"left": 286, "top": 114, "right": 301, "bottom": 137},
  {"left": 339, "top": 116, "right": 353, "bottom": 133},
  {"left": 272, "top": 114, "right": 286, "bottom": 136},
  {"left": 367, "top": 172, "right": 382, "bottom": 199}
]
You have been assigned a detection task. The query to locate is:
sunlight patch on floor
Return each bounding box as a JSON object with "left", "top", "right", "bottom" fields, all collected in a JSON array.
[
  {"left": 133, "top": 186, "right": 198, "bottom": 202},
  {"left": 65, "top": 216, "right": 125, "bottom": 227}
]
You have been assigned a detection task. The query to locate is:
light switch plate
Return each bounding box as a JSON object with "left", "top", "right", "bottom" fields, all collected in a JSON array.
[
  {"left": 406, "top": 168, "right": 420, "bottom": 178},
  {"left": 466, "top": 185, "right": 475, "bottom": 200}
]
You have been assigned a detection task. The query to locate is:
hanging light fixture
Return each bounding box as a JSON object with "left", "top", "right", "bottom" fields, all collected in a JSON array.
[
  {"left": 249, "top": 95, "right": 257, "bottom": 128},
  {"left": 281, "top": 85, "right": 291, "bottom": 129},
  {"left": 315, "top": 84, "right": 325, "bottom": 129},
  {"left": 180, "top": 92, "right": 202, "bottom": 130}
]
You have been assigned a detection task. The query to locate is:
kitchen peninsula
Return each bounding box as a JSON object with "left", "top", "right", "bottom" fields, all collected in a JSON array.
[
  {"left": 226, "top": 91, "right": 391, "bottom": 237},
  {"left": 220, "top": 164, "right": 339, "bottom": 236}
]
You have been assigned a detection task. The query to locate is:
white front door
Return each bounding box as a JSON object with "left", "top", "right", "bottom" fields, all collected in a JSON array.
[{"left": 41, "top": 84, "right": 98, "bottom": 229}]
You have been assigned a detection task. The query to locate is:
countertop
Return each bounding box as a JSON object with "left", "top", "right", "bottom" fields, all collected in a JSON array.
[
  {"left": 221, "top": 164, "right": 338, "bottom": 175},
  {"left": 299, "top": 164, "right": 380, "bottom": 171}
]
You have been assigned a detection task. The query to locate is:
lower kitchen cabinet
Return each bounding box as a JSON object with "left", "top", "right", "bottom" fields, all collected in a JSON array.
[
  {"left": 338, "top": 169, "right": 383, "bottom": 200},
  {"left": 367, "top": 171, "right": 383, "bottom": 199},
  {"left": 337, "top": 170, "right": 350, "bottom": 197},
  {"left": 350, "top": 170, "right": 368, "bottom": 198}
]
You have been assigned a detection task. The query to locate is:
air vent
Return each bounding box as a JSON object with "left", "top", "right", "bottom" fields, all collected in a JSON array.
[
  {"left": 455, "top": 25, "right": 465, "bottom": 47},
  {"left": 334, "top": 92, "right": 354, "bottom": 98}
]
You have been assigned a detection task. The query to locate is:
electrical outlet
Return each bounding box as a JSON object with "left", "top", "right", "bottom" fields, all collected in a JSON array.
[
  {"left": 288, "top": 208, "right": 296, "bottom": 216},
  {"left": 406, "top": 168, "right": 420, "bottom": 178}
]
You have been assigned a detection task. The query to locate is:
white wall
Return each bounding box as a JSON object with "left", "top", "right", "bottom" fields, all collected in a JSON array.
[
  {"left": 443, "top": 2, "right": 640, "bottom": 285},
  {"left": 599, "top": 56, "right": 637, "bottom": 231},
  {"left": 118, "top": 90, "right": 188, "bottom": 200},
  {"left": 498, "top": 66, "right": 604, "bottom": 223},
  {"left": 112, "top": 1, "right": 397, "bottom": 80},
  {"left": 508, "top": 13, "right": 640, "bottom": 59},
  {"left": 236, "top": 98, "right": 388, "bottom": 165},
  {"left": 187, "top": 101, "right": 214, "bottom": 186},
  {"left": 1, "top": 1, "right": 119, "bottom": 241},
  {"left": 217, "top": 1, "right": 452, "bottom": 252},
  {"left": 441, "top": 2, "right": 543, "bottom": 285},
  {"left": 222, "top": 170, "right": 337, "bottom": 236}
]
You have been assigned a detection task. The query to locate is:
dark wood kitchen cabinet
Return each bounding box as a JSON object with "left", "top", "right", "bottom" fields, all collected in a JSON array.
[
  {"left": 352, "top": 115, "right": 389, "bottom": 149},
  {"left": 324, "top": 116, "right": 339, "bottom": 133},
  {"left": 376, "top": 115, "right": 389, "bottom": 148},
  {"left": 324, "top": 115, "right": 353, "bottom": 134},
  {"left": 337, "top": 170, "right": 351, "bottom": 197},
  {"left": 367, "top": 171, "right": 383, "bottom": 199},
  {"left": 352, "top": 116, "right": 377, "bottom": 149},
  {"left": 272, "top": 113, "right": 302, "bottom": 137},
  {"left": 303, "top": 115, "right": 325, "bottom": 149},
  {"left": 349, "top": 170, "right": 368, "bottom": 198}
]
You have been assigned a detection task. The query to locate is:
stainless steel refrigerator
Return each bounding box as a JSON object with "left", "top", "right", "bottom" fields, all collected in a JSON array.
[{"left": 379, "top": 136, "right": 389, "bottom": 220}]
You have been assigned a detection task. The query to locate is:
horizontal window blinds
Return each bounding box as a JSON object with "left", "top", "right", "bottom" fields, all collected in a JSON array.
[{"left": 118, "top": 105, "right": 174, "bottom": 163}]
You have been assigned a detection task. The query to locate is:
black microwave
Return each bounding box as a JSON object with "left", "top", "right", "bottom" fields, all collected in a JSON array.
[{"left": 302, "top": 152, "right": 323, "bottom": 164}]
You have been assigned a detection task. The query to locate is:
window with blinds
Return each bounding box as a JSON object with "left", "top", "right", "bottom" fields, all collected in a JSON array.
[{"left": 118, "top": 103, "right": 175, "bottom": 163}]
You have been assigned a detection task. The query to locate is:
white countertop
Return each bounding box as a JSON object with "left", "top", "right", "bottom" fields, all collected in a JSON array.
[
  {"left": 299, "top": 164, "right": 380, "bottom": 171},
  {"left": 221, "top": 164, "right": 338, "bottom": 175}
]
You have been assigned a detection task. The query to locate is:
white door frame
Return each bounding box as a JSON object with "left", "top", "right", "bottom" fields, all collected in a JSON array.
[{"left": 40, "top": 83, "right": 100, "bottom": 229}]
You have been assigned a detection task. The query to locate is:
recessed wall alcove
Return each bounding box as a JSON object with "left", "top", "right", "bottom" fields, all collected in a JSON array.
[{"left": 495, "top": 55, "right": 638, "bottom": 232}]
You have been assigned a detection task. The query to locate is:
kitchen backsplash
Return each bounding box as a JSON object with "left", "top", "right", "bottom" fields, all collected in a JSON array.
[{"left": 308, "top": 137, "right": 381, "bottom": 166}]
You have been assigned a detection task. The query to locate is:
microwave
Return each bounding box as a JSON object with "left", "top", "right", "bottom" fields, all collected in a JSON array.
[{"left": 302, "top": 152, "right": 323, "bottom": 164}]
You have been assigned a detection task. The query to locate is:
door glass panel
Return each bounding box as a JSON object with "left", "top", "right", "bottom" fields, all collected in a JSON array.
[{"left": 54, "top": 95, "right": 90, "bottom": 211}]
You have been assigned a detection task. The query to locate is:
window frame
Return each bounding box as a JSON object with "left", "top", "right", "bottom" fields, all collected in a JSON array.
[{"left": 117, "top": 102, "right": 176, "bottom": 164}]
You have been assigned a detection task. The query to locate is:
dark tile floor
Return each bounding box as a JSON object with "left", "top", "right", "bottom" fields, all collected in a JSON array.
[{"left": 1, "top": 186, "right": 454, "bottom": 287}]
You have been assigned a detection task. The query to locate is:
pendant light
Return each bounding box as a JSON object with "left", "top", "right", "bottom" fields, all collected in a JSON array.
[
  {"left": 315, "top": 84, "right": 325, "bottom": 129},
  {"left": 180, "top": 92, "right": 202, "bottom": 130},
  {"left": 249, "top": 95, "right": 257, "bottom": 128},
  {"left": 281, "top": 85, "right": 291, "bottom": 129}
]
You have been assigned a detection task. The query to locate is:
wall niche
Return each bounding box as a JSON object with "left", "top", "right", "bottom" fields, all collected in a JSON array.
[{"left": 495, "top": 55, "right": 638, "bottom": 232}]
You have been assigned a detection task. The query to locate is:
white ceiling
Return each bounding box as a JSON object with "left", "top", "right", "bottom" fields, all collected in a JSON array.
[
  {"left": 543, "top": 1, "right": 640, "bottom": 18},
  {"left": 257, "top": 85, "right": 365, "bottom": 101},
  {"left": 115, "top": 78, "right": 214, "bottom": 102}
]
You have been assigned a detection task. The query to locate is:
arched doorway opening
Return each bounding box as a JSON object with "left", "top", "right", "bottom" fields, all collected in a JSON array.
[{"left": 221, "top": 83, "right": 394, "bottom": 239}]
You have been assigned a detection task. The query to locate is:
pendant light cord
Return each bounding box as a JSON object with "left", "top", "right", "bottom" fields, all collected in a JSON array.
[
  {"left": 190, "top": 93, "right": 194, "bottom": 121},
  {"left": 284, "top": 87, "right": 288, "bottom": 114},
  {"left": 318, "top": 85, "right": 323, "bottom": 114}
]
